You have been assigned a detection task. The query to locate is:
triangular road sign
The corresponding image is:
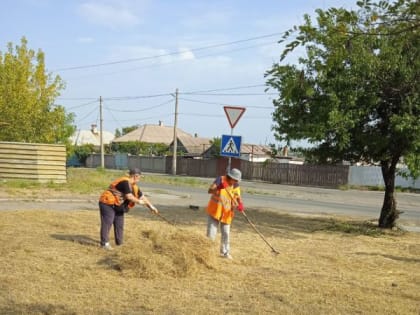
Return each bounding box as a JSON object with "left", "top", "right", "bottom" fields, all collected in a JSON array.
[{"left": 224, "top": 106, "right": 246, "bottom": 129}]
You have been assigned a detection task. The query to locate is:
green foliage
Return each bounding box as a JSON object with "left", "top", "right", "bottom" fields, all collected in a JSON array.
[
  {"left": 266, "top": 0, "right": 419, "bottom": 171},
  {"left": 111, "top": 141, "right": 168, "bottom": 156},
  {"left": 0, "top": 37, "right": 75, "bottom": 144},
  {"left": 325, "top": 220, "right": 385, "bottom": 237},
  {"left": 121, "top": 125, "right": 138, "bottom": 135},
  {"left": 265, "top": 0, "right": 419, "bottom": 227},
  {"left": 74, "top": 144, "right": 96, "bottom": 164},
  {"left": 209, "top": 137, "right": 221, "bottom": 157}
]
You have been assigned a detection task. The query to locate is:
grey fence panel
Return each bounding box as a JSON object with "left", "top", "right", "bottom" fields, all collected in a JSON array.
[
  {"left": 115, "top": 153, "right": 128, "bottom": 169},
  {"left": 85, "top": 154, "right": 116, "bottom": 169},
  {"left": 178, "top": 158, "right": 217, "bottom": 177},
  {"left": 349, "top": 166, "right": 420, "bottom": 189},
  {"left": 126, "top": 156, "right": 166, "bottom": 173}
]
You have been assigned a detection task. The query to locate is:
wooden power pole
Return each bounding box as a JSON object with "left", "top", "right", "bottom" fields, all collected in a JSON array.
[
  {"left": 172, "top": 89, "right": 179, "bottom": 175},
  {"left": 99, "top": 96, "right": 104, "bottom": 169}
]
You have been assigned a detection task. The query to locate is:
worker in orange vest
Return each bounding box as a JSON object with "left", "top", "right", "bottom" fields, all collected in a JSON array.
[
  {"left": 99, "top": 168, "right": 158, "bottom": 250},
  {"left": 206, "top": 168, "right": 244, "bottom": 259}
]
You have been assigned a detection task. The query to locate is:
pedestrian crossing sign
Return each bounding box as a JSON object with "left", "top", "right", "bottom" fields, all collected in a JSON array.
[{"left": 220, "top": 134, "right": 241, "bottom": 157}]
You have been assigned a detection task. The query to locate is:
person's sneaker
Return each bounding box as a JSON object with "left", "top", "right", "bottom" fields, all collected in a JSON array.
[
  {"left": 220, "top": 253, "right": 233, "bottom": 260},
  {"left": 101, "top": 243, "right": 113, "bottom": 250}
]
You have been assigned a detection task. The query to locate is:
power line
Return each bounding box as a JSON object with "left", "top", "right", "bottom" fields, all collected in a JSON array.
[
  {"left": 53, "top": 32, "right": 285, "bottom": 72},
  {"left": 181, "top": 84, "right": 265, "bottom": 94},
  {"left": 65, "top": 84, "right": 272, "bottom": 101},
  {"left": 60, "top": 40, "right": 279, "bottom": 81},
  {"left": 57, "top": 97, "right": 98, "bottom": 101},
  {"left": 186, "top": 92, "right": 276, "bottom": 96},
  {"left": 75, "top": 106, "right": 98, "bottom": 124},
  {"left": 103, "top": 93, "right": 172, "bottom": 100},
  {"left": 64, "top": 100, "right": 98, "bottom": 110},
  {"left": 180, "top": 113, "right": 270, "bottom": 119},
  {"left": 115, "top": 113, "right": 173, "bottom": 122},
  {"left": 103, "top": 99, "right": 173, "bottom": 112},
  {"left": 179, "top": 97, "right": 273, "bottom": 109}
]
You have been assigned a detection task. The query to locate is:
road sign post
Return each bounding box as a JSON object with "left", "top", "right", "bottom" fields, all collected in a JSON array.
[{"left": 223, "top": 106, "right": 246, "bottom": 171}]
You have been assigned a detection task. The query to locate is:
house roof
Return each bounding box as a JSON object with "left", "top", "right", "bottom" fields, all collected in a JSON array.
[
  {"left": 201, "top": 143, "right": 272, "bottom": 157},
  {"left": 113, "top": 124, "right": 192, "bottom": 145},
  {"left": 173, "top": 134, "right": 212, "bottom": 155},
  {"left": 70, "top": 129, "right": 114, "bottom": 146},
  {"left": 240, "top": 144, "right": 272, "bottom": 156}
]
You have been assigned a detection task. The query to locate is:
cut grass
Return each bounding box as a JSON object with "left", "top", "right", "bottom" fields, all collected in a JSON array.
[
  {"left": 0, "top": 207, "right": 419, "bottom": 315},
  {"left": 1, "top": 168, "right": 419, "bottom": 314}
]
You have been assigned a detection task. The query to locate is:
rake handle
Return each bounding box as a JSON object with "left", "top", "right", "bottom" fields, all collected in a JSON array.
[
  {"left": 241, "top": 210, "right": 280, "bottom": 255},
  {"left": 224, "top": 187, "right": 279, "bottom": 255}
]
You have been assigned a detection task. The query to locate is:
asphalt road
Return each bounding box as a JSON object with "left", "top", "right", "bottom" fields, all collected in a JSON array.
[
  {"left": 1, "top": 178, "right": 419, "bottom": 230},
  {"left": 139, "top": 179, "right": 420, "bottom": 229}
]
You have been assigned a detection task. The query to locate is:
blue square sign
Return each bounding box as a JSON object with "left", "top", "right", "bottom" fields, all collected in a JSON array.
[{"left": 220, "top": 135, "right": 241, "bottom": 157}]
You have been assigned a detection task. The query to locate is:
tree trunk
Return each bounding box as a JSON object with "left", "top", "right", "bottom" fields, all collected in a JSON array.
[{"left": 378, "top": 158, "right": 400, "bottom": 228}]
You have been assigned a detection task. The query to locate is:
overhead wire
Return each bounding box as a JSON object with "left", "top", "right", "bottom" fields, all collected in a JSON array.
[
  {"left": 75, "top": 105, "right": 98, "bottom": 125},
  {"left": 53, "top": 32, "right": 285, "bottom": 72},
  {"left": 103, "top": 99, "right": 173, "bottom": 112},
  {"left": 64, "top": 100, "right": 98, "bottom": 110},
  {"left": 185, "top": 92, "right": 276, "bottom": 96},
  {"left": 179, "top": 97, "right": 273, "bottom": 109},
  {"left": 61, "top": 83, "right": 276, "bottom": 130},
  {"left": 61, "top": 83, "right": 272, "bottom": 103},
  {"left": 60, "top": 40, "right": 279, "bottom": 80},
  {"left": 103, "top": 93, "right": 172, "bottom": 100}
]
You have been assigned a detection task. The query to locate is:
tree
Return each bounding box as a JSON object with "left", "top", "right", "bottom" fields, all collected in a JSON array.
[
  {"left": 265, "top": 0, "right": 419, "bottom": 228},
  {"left": 0, "top": 37, "right": 75, "bottom": 144}
]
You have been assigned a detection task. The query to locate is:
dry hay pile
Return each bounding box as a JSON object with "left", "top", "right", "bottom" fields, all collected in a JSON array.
[{"left": 112, "top": 226, "right": 217, "bottom": 278}]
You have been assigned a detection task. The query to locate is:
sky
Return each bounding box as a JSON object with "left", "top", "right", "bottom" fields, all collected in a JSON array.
[{"left": 1, "top": 0, "right": 356, "bottom": 146}]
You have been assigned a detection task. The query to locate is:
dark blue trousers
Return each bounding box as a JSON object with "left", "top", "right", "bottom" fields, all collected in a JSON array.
[{"left": 99, "top": 202, "right": 124, "bottom": 246}]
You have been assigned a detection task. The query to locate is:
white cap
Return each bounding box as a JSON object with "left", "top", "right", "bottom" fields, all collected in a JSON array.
[{"left": 227, "top": 168, "right": 241, "bottom": 181}]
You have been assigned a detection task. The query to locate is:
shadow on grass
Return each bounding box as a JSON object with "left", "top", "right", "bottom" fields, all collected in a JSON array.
[
  {"left": 0, "top": 303, "right": 77, "bottom": 315},
  {"left": 51, "top": 234, "right": 99, "bottom": 246},
  {"left": 131, "top": 204, "right": 394, "bottom": 239},
  {"left": 355, "top": 252, "right": 420, "bottom": 264}
]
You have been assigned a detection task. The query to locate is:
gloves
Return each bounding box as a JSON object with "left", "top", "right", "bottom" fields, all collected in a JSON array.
[
  {"left": 237, "top": 202, "right": 244, "bottom": 212},
  {"left": 150, "top": 205, "right": 158, "bottom": 213},
  {"left": 217, "top": 181, "right": 228, "bottom": 190}
]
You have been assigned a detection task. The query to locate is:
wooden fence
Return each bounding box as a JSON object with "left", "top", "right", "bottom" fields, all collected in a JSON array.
[
  {"left": 240, "top": 160, "right": 349, "bottom": 187},
  {"left": 84, "top": 153, "right": 348, "bottom": 187},
  {"left": 0, "top": 141, "right": 67, "bottom": 183}
]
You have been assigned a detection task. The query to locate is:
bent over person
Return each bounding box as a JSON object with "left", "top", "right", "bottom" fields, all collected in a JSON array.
[
  {"left": 98, "top": 168, "right": 158, "bottom": 250},
  {"left": 206, "top": 168, "right": 244, "bottom": 259}
]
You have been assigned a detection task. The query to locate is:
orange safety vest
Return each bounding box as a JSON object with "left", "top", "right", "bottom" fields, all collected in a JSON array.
[
  {"left": 99, "top": 176, "right": 140, "bottom": 209},
  {"left": 206, "top": 175, "right": 241, "bottom": 224}
]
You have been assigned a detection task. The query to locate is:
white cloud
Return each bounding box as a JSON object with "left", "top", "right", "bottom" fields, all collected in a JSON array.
[
  {"left": 178, "top": 48, "right": 195, "bottom": 61},
  {"left": 107, "top": 45, "right": 198, "bottom": 66},
  {"left": 78, "top": 1, "right": 141, "bottom": 28}
]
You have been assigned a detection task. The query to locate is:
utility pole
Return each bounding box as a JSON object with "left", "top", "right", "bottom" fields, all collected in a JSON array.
[
  {"left": 99, "top": 96, "right": 104, "bottom": 169},
  {"left": 172, "top": 88, "right": 179, "bottom": 175}
]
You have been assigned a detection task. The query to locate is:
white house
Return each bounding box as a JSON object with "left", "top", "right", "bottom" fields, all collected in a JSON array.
[{"left": 70, "top": 124, "right": 115, "bottom": 146}]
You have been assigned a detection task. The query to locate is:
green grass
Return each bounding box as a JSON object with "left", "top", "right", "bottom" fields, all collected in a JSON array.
[
  {"left": 0, "top": 168, "right": 212, "bottom": 194},
  {"left": 321, "top": 219, "right": 402, "bottom": 237}
]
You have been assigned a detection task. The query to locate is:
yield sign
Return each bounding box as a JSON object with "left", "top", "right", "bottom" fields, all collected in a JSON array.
[{"left": 223, "top": 106, "right": 246, "bottom": 129}]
